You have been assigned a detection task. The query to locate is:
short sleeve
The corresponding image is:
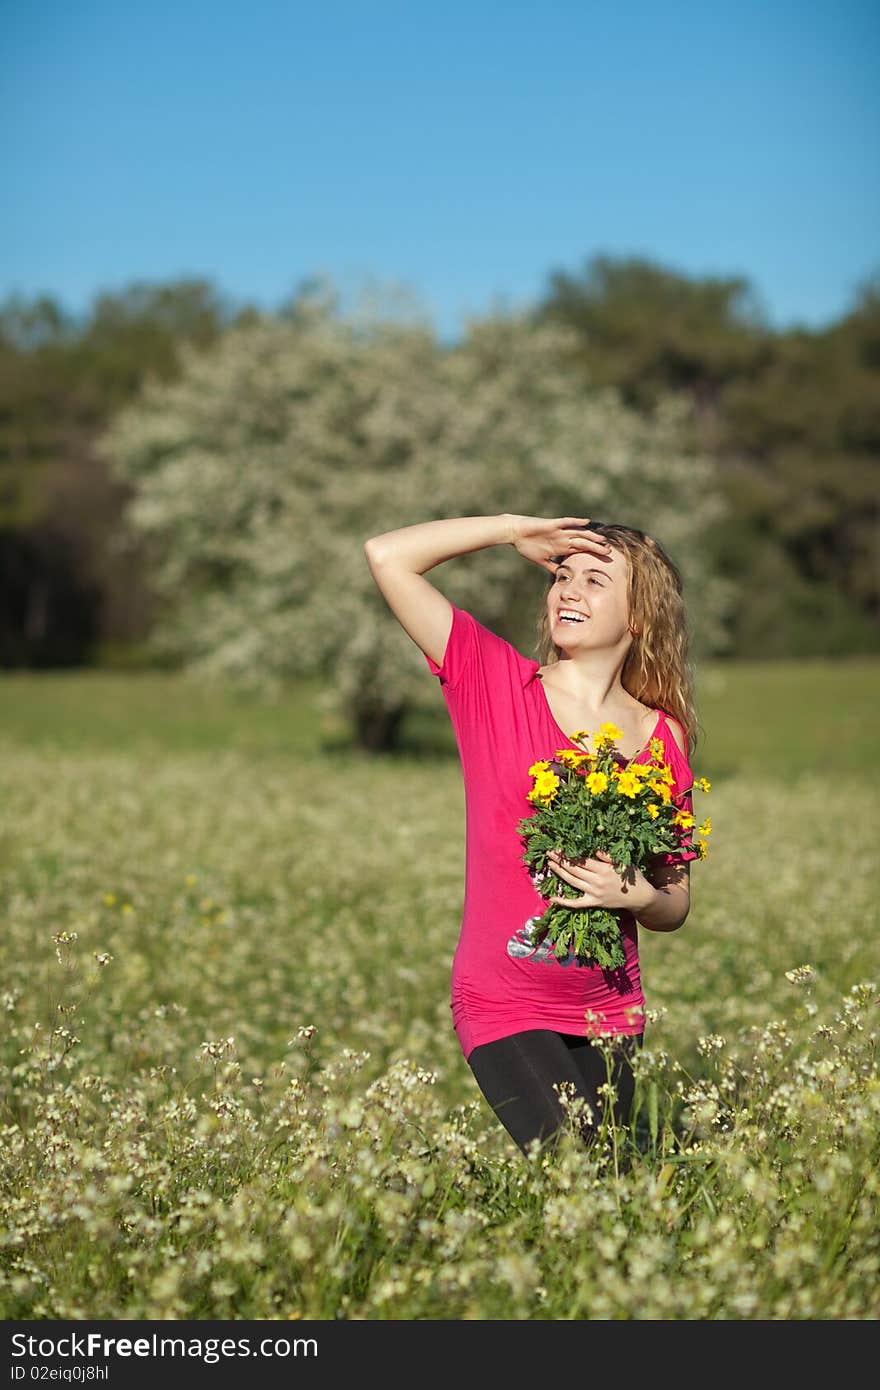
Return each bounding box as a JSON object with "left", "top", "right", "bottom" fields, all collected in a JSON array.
[
  {"left": 423, "top": 604, "right": 477, "bottom": 691},
  {"left": 423, "top": 605, "right": 535, "bottom": 752},
  {"left": 654, "top": 719, "right": 699, "bottom": 866}
]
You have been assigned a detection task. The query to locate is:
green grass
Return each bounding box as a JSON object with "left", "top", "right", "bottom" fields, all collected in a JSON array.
[
  {"left": 0, "top": 660, "right": 877, "bottom": 1319},
  {"left": 1, "top": 655, "right": 878, "bottom": 779},
  {"left": 0, "top": 669, "right": 325, "bottom": 757},
  {"left": 692, "top": 656, "right": 880, "bottom": 781}
]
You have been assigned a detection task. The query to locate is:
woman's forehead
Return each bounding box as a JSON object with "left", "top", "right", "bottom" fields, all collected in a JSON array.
[{"left": 554, "top": 547, "right": 625, "bottom": 577}]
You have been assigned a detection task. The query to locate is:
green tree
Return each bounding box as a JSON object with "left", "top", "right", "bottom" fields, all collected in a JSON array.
[
  {"left": 534, "top": 255, "right": 880, "bottom": 656},
  {"left": 534, "top": 252, "right": 770, "bottom": 427},
  {"left": 718, "top": 274, "right": 880, "bottom": 647},
  {"left": 98, "top": 288, "right": 732, "bottom": 749},
  {"left": 0, "top": 280, "right": 248, "bottom": 663}
]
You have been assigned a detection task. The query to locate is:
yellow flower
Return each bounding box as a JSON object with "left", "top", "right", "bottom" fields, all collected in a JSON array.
[
  {"left": 102, "top": 892, "right": 116, "bottom": 906},
  {"left": 585, "top": 770, "right": 608, "bottom": 794},
  {"left": 528, "top": 769, "right": 561, "bottom": 805},
  {"left": 698, "top": 818, "right": 712, "bottom": 836},
  {"left": 589, "top": 721, "right": 624, "bottom": 750},
  {"left": 660, "top": 763, "right": 675, "bottom": 785},
  {"left": 569, "top": 729, "right": 590, "bottom": 743},
  {"left": 555, "top": 748, "right": 591, "bottom": 769},
  {"left": 646, "top": 803, "right": 660, "bottom": 820},
  {"left": 673, "top": 811, "right": 695, "bottom": 829},
  {"left": 649, "top": 738, "right": 665, "bottom": 760},
  {"left": 696, "top": 838, "right": 709, "bottom": 859},
  {"left": 696, "top": 777, "right": 711, "bottom": 792},
  {"left": 615, "top": 770, "right": 641, "bottom": 799},
  {"left": 648, "top": 780, "right": 672, "bottom": 803},
  {"left": 528, "top": 759, "right": 550, "bottom": 776},
  {"left": 628, "top": 761, "right": 652, "bottom": 777}
]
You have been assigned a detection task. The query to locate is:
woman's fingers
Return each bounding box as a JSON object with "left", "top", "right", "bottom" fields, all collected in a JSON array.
[
  {"left": 547, "top": 857, "right": 594, "bottom": 888},
  {"left": 563, "top": 524, "right": 605, "bottom": 537},
  {"left": 552, "top": 532, "right": 613, "bottom": 561},
  {"left": 513, "top": 515, "right": 611, "bottom": 572},
  {"left": 558, "top": 517, "right": 610, "bottom": 536},
  {"left": 548, "top": 852, "right": 617, "bottom": 887},
  {"left": 548, "top": 894, "right": 590, "bottom": 908},
  {"left": 548, "top": 850, "right": 597, "bottom": 868}
]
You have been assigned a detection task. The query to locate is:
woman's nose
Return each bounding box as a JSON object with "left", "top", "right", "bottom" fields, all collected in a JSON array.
[{"left": 561, "top": 578, "right": 587, "bottom": 599}]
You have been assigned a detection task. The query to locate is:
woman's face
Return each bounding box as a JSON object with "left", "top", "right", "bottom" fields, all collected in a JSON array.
[{"left": 545, "top": 546, "right": 632, "bottom": 653}]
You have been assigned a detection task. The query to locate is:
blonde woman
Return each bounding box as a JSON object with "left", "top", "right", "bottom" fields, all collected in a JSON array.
[{"left": 364, "top": 514, "right": 699, "bottom": 1157}]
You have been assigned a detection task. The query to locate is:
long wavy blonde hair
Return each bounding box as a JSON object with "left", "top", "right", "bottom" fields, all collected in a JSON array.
[{"left": 535, "top": 522, "right": 700, "bottom": 756}]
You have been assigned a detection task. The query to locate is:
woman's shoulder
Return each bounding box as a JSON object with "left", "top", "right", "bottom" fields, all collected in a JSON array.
[
  {"left": 658, "top": 709, "right": 689, "bottom": 760},
  {"left": 426, "top": 604, "right": 536, "bottom": 691},
  {"left": 654, "top": 711, "right": 694, "bottom": 804}
]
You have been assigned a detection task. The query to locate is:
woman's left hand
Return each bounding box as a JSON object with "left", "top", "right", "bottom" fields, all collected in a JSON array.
[{"left": 546, "top": 849, "right": 654, "bottom": 913}]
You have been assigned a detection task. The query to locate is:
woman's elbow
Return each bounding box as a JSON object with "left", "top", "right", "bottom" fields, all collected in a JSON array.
[{"left": 363, "top": 535, "right": 391, "bottom": 572}]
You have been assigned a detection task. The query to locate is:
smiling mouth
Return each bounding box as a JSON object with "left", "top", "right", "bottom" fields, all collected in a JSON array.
[{"left": 557, "top": 609, "right": 588, "bottom": 625}]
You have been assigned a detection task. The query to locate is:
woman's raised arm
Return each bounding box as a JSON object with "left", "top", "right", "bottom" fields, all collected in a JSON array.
[{"left": 364, "top": 513, "right": 610, "bottom": 668}]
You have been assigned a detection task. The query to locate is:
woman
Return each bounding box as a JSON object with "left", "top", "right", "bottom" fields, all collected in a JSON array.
[{"left": 363, "top": 512, "right": 699, "bottom": 1158}]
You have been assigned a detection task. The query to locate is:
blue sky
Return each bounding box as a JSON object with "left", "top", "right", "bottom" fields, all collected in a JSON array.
[{"left": 4, "top": 0, "right": 878, "bottom": 341}]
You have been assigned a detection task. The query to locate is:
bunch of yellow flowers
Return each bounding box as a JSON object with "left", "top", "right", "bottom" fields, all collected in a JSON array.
[
  {"left": 518, "top": 721, "right": 712, "bottom": 968},
  {"left": 528, "top": 723, "right": 712, "bottom": 853}
]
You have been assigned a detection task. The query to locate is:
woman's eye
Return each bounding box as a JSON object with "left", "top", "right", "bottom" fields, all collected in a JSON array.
[{"left": 555, "top": 572, "right": 604, "bottom": 587}]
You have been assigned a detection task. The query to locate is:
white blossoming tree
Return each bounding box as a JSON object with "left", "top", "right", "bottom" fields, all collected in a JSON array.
[{"left": 98, "top": 293, "right": 732, "bottom": 748}]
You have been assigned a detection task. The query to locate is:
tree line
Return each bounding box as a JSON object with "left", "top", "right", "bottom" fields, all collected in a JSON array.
[{"left": 1, "top": 256, "right": 877, "bottom": 706}]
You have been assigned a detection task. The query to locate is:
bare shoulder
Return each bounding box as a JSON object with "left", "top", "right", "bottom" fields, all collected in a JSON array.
[{"left": 664, "top": 714, "right": 688, "bottom": 757}]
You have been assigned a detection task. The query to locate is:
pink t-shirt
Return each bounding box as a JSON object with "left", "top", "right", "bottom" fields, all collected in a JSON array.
[{"left": 425, "top": 604, "right": 697, "bottom": 1062}]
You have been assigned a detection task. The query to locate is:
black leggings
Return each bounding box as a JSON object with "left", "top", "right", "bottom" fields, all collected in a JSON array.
[{"left": 467, "top": 1028, "right": 643, "bottom": 1156}]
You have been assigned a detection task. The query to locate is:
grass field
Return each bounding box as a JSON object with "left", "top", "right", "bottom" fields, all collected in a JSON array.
[{"left": 1, "top": 658, "right": 878, "bottom": 1319}]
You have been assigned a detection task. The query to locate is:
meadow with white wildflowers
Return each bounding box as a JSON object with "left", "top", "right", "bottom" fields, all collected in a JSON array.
[{"left": 0, "top": 664, "right": 878, "bottom": 1320}]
